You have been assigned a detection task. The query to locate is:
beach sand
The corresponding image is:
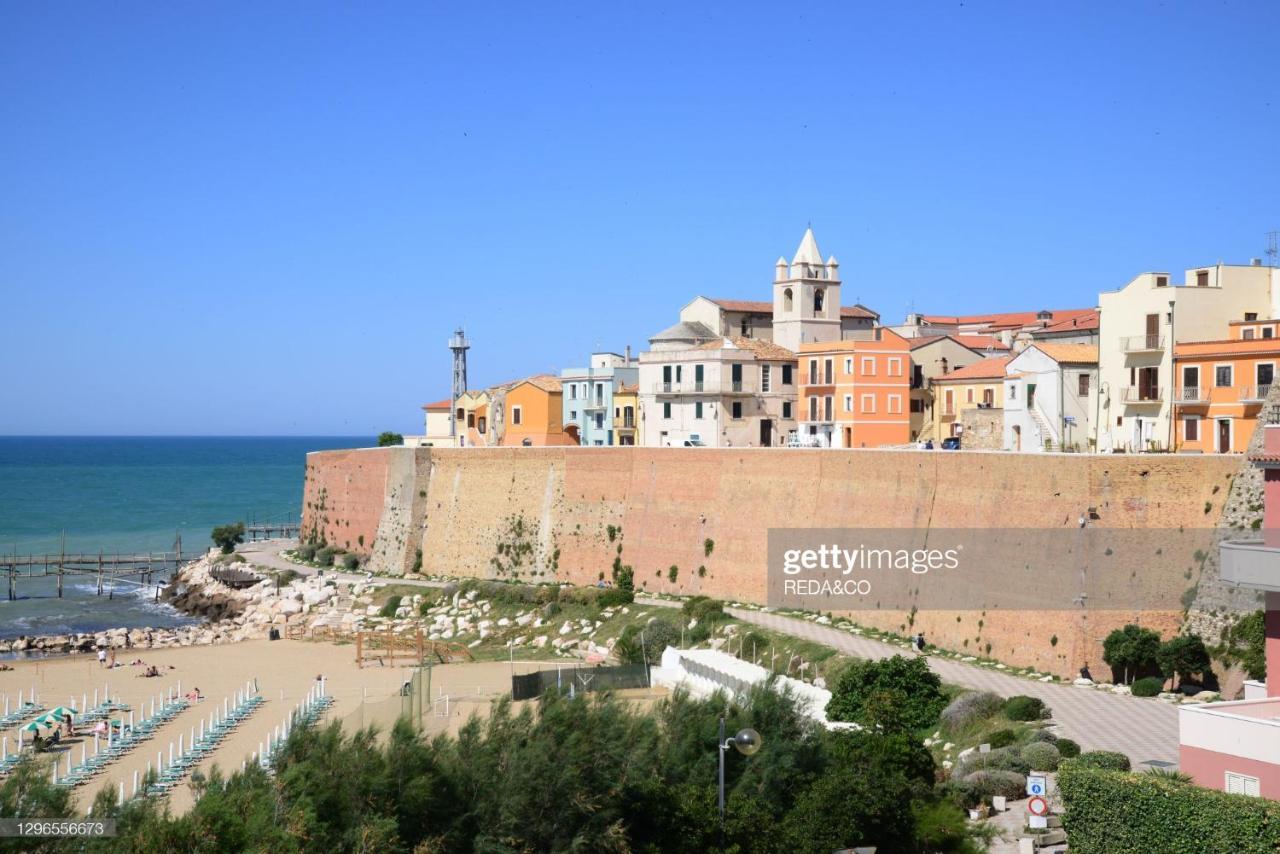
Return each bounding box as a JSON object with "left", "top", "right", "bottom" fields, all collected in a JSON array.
[{"left": 0, "top": 639, "right": 661, "bottom": 814}]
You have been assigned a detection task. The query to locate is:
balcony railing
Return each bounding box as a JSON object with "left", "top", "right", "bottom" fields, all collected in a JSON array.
[
  {"left": 582, "top": 399, "right": 607, "bottom": 410},
  {"left": 1240, "top": 385, "right": 1273, "bottom": 403},
  {"left": 1123, "top": 334, "right": 1165, "bottom": 353},
  {"left": 1175, "top": 386, "right": 1207, "bottom": 404},
  {"left": 1121, "top": 386, "right": 1163, "bottom": 403},
  {"left": 651, "top": 380, "right": 752, "bottom": 395},
  {"left": 1218, "top": 540, "right": 1280, "bottom": 592}
]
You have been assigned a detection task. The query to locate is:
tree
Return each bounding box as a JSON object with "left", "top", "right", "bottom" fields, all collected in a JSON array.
[
  {"left": 1102, "top": 624, "right": 1162, "bottom": 684},
  {"left": 1221, "top": 610, "right": 1266, "bottom": 681},
  {"left": 210, "top": 522, "right": 245, "bottom": 555},
  {"left": 1157, "top": 634, "right": 1212, "bottom": 689},
  {"left": 377, "top": 432, "right": 404, "bottom": 447},
  {"left": 826, "top": 655, "right": 946, "bottom": 732}
]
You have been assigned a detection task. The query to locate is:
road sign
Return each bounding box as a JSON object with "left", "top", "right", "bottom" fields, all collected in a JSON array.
[
  {"left": 1027, "top": 796, "right": 1049, "bottom": 817},
  {"left": 1026, "top": 774, "right": 1047, "bottom": 797},
  {"left": 1064, "top": 415, "right": 1077, "bottom": 425}
]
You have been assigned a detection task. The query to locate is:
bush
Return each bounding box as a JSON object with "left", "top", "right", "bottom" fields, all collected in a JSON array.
[
  {"left": 341, "top": 553, "right": 359, "bottom": 571},
  {"left": 1102, "top": 623, "right": 1162, "bottom": 684},
  {"left": 296, "top": 543, "right": 317, "bottom": 561},
  {"left": 827, "top": 655, "right": 947, "bottom": 732},
  {"left": 1157, "top": 634, "right": 1212, "bottom": 688},
  {"left": 376, "top": 431, "right": 404, "bottom": 447},
  {"left": 378, "top": 595, "right": 403, "bottom": 619},
  {"left": 315, "top": 547, "right": 337, "bottom": 567},
  {"left": 1020, "top": 741, "right": 1062, "bottom": 771},
  {"left": 1056, "top": 738, "right": 1081, "bottom": 759},
  {"left": 615, "top": 620, "right": 680, "bottom": 665},
  {"left": 939, "top": 691, "right": 1003, "bottom": 731},
  {"left": 211, "top": 522, "right": 246, "bottom": 555},
  {"left": 1003, "top": 695, "right": 1048, "bottom": 721},
  {"left": 937, "top": 779, "right": 982, "bottom": 810},
  {"left": 596, "top": 588, "right": 634, "bottom": 609},
  {"left": 963, "top": 769, "right": 1027, "bottom": 800},
  {"left": 986, "top": 729, "right": 1017, "bottom": 749},
  {"left": 1026, "top": 729, "right": 1058, "bottom": 744},
  {"left": 1059, "top": 762, "right": 1280, "bottom": 852},
  {"left": 1130, "top": 676, "right": 1165, "bottom": 697},
  {"left": 682, "top": 596, "right": 727, "bottom": 624},
  {"left": 1073, "top": 751, "right": 1131, "bottom": 772},
  {"left": 954, "top": 746, "right": 1030, "bottom": 779},
  {"left": 1220, "top": 610, "right": 1267, "bottom": 681}
]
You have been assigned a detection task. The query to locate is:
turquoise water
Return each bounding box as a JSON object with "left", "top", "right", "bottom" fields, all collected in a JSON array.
[{"left": 0, "top": 437, "right": 361, "bottom": 642}]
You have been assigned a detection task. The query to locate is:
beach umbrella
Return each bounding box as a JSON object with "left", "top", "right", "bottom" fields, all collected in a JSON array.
[
  {"left": 46, "top": 706, "right": 78, "bottom": 719},
  {"left": 21, "top": 719, "right": 50, "bottom": 732}
]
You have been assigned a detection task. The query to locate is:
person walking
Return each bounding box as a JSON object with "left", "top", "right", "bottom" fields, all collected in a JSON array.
[{"left": 97, "top": 647, "right": 107, "bottom": 668}]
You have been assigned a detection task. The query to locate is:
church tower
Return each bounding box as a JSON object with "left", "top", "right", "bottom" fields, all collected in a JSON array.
[{"left": 772, "top": 228, "right": 842, "bottom": 352}]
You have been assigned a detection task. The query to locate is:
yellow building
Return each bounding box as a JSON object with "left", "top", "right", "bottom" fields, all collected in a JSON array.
[
  {"left": 613, "top": 384, "right": 639, "bottom": 446},
  {"left": 930, "top": 356, "right": 1011, "bottom": 440}
]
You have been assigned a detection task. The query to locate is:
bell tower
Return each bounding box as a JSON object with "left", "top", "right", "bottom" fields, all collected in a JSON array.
[{"left": 772, "top": 228, "right": 842, "bottom": 351}]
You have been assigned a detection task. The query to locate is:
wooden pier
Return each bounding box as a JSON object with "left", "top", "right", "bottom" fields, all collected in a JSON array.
[{"left": 0, "top": 542, "right": 190, "bottom": 602}]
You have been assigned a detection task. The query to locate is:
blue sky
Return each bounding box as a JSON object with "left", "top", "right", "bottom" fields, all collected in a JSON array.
[{"left": 2, "top": 2, "right": 1277, "bottom": 435}]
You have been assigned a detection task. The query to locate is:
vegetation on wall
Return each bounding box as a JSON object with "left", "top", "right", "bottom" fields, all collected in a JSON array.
[{"left": 377, "top": 431, "right": 404, "bottom": 446}]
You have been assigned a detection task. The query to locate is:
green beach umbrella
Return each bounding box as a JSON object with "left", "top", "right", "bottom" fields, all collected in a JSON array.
[
  {"left": 21, "top": 719, "right": 51, "bottom": 732},
  {"left": 46, "top": 706, "right": 78, "bottom": 718}
]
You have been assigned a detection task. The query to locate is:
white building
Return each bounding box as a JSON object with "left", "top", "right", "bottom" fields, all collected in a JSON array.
[
  {"left": 1097, "top": 262, "right": 1279, "bottom": 453},
  {"left": 1002, "top": 344, "right": 1098, "bottom": 452}
]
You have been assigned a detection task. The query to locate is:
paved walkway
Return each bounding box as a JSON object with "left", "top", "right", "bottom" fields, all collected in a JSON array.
[
  {"left": 641, "top": 598, "right": 1178, "bottom": 766},
  {"left": 238, "top": 540, "right": 445, "bottom": 589}
]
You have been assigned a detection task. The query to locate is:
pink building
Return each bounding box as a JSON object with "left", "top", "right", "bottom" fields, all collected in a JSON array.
[{"left": 1178, "top": 421, "right": 1280, "bottom": 798}]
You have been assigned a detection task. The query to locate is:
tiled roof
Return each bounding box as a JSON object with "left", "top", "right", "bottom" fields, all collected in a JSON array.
[
  {"left": 705, "top": 298, "right": 878, "bottom": 320},
  {"left": 618, "top": 383, "right": 639, "bottom": 394},
  {"left": 697, "top": 336, "right": 796, "bottom": 360},
  {"left": 907, "top": 334, "right": 1009, "bottom": 353},
  {"left": 931, "top": 356, "right": 1013, "bottom": 383},
  {"left": 421, "top": 398, "right": 452, "bottom": 411},
  {"left": 1030, "top": 344, "right": 1099, "bottom": 365},
  {"left": 1036, "top": 310, "right": 1100, "bottom": 334},
  {"left": 920, "top": 308, "right": 1094, "bottom": 329},
  {"left": 1174, "top": 338, "right": 1280, "bottom": 359},
  {"left": 516, "top": 374, "right": 563, "bottom": 393}
]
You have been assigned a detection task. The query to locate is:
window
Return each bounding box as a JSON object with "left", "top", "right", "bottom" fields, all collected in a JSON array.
[
  {"left": 861, "top": 394, "right": 875, "bottom": 413},
  {"left": 983, "top": 388, "right": 994, "bottom": 406},
  {"left": 809, "top": 396, "right": 818, "bottom": 421},
  {"left": 570, "top": 410, "right": 577, "bottom": 422},
  {"left": 912, "top": 365, "right": 924, "bottom": 389},
  {"left": 467, "top": 412, "right": 476, "bottom": 428},
  {"left": 1226, "top": 772, "right": 1261, "bottom": 798},
  {"left": 695, "top": 401, "right": 704, "bottom": 419},
  {"left": 1258, "top": 363, "right": 1274, "bottom": 388},
  {"left": 694, "top": 364, "right": 704, "bottom": 389},
  {"left": 568, "top": 384, "right": 577, "bottom": 400},
  {"left": 1215, "top": 365, "right": 1233, "bottom": 388},
  {"left": 1244, "top": 328, "right": 1255, "bottom": 340},
  {"left": 888, "top": 394, "right": 902, "bottom": 414},
  {"left": 887, "top": 357, "right": 902, "bottom": 377},
  {"left": 814, "top": 288, "right": 825, "bottom": 313},
  {"left": 1009, "top": 385, "right": 1017, "bottom": 400},
  {"left": 861, "top": 356, "right": 875, "bottom": 376},
  {"left": 761, "top": 365, "right": 771, "bottom": 393},
  {"left": 1266, "top": 328, "right": 1275, "bottom": 339},
  {"left": 782, "top": 364, "right": 793, "bottom": 385},
  {"left": 808, "top": 359, "right": 818, "bottom": 384},
  {"left": 910, "top": 398, "right": 923, "bottom": 413},
  {"left": 477, "top": 417, "right": 487, "bottom": 433},
  {"left": 782, "top": 401, "right": 792, "bottom": 419},
  {"left": 944, "top": 389, "right": 954, "bottom": 415},
  {"left": 740, "top": 317, "right": 750, "bottom": 336},
  {"left": 1077, "top": 374, "right": 1090, "bottom": 396},
  {"left": 1184, "top": 417, "right": 1199, "bottom": 441},
  {"left": 512, "top": 406, "right": 522, "bottom": 425},
  {"left": 823, "top": 358, "right": 833, "bottom": 384},
  {"left": 595, "top": 413, "right": 604, "bottom": 429},
  {"left": 1155, "top": 275, "right": 1168, "bottom": 287},
  {"left": 662, "top": 402, "right": 671, "bottom": 419},
  {"left": 844, "top": 357, "right": 853, "bottom": 375},
  {"left": 731, "top": 401, "right": 743, "bottom": 419},
  {"left": 675, "top": 365, "right": 683, "bottom": 382},
  {"left": 783, "top": 288, "right": 794, "bottom": 312},
  {"left": 1196, "top": 270, "right": 1209, "bottom": 287},
  {"left": 823, "top": 395, "right": 833, "bottom": 420},
  {"left": 843, "top": 394, "right": 853, "bottom": 413},
  {"left": 966, "top": 388, "right": 974, "bottom": 404},
  {"left": 1245, "top": 312, "right": 1259, "bottom": 321},
  {"left": 1182, "top": 365, "right": 1199, "bottom": 392},
  {"left": 456, "top": 407, "right": 465, "bottom": 422}
]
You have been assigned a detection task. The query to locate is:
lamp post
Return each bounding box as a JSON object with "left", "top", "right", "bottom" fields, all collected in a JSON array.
[{"left": 718, "top": 717, "right": 762, "bottom": 839}]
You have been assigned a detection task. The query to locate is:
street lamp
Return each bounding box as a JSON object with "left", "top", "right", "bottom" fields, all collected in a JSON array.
[{"left": 718, "top": 717, "right": 762, "bottom": 832}]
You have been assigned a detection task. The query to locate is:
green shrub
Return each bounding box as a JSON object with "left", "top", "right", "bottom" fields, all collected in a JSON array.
[
  {"left": 1020, "top": 741, "right": 1062, "bottom": 771},
  {"left": 1102, "top": 623, "right": 1162, "bottom": 684},
  {"left": 1003, "top": 695, "right": 1048, "bottom": 721},
  {"left": 963, "top": 769, "right": 1027, "bottom": 800},
  {"left": 827, "top": 655, "right": 946, "bottom": 732},
  {"left": 378, "top": 595, "right": 403, "bottom": 619},
  {"left": 211, "top": 522, "right": 246, "bottom": 555},
  {"left": 341, "top": 553, "right": 359, "bottom": 571},
  {"left": 1073, "top": 751, "right": 1131, "bottom": 772},
  {"left": 1059, "top": 762, "right": 1280, "bottom": 852},
  {"left": 686, "top": 623, "right": 711, "bottom": 644},
  {"left": 614, "top": 620, "right": 679, "bottom": 665},
  {"left": 1130, "top": 676, "right": 1164, "bottom": 697},
  {"left": 1220, "top": 610, "right": 1267, "bottom": 681},
  {"left": 1026, "top": 729, "right": 1058, "bottom": 744},
  {"left": 296, "top": 543, "right": 317, "bottom": 561},
  {"left": 937, "top": 779, "right": 982, "bottom": 810},
  {"left": 682, "top": 596, "right": 727, "bottom": 624},
  {"left": 986, "top": 729, "right": 1017, "bottom": 748},
  {"left": 955, "top": 746, "right": 1030, "bottom": 778},
  {"left": 1157, "top": 634, "right": 1212, "bottom": 687},
  {"left": 939, "top": 691, "right": 1003, "bottom": 731},
  {"left": 1056, "top": 738, "right": 1081, "bottom": 759},
  {"left": 596, "top": 588, "right": 634, "bottom": 609},
  {"left": 315, "top": 546, "right": 337, "bottom": 566}
]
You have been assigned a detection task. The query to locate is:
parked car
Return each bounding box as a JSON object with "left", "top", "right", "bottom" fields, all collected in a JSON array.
[
  {"left": 682, "top": 438, "right": 706, "bottom": 447},
  {"left": 941, "top": 436, "right": 961, "bottom": 450}
]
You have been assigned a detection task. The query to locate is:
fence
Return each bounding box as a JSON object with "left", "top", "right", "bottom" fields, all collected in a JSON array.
[{"left": 510, "top": 663, "right": 650, "bottom": 701}]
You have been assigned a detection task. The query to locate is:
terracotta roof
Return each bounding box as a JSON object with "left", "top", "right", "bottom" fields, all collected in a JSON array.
[
  {"left": 1174, "top": 338, "right": 1280, "bottom": 359},
  {"left": 931, "top": 356, "right": 1013, "bottom": 383},
  {"left": 1029, "top": 343, "right": 1099, "bottom": 365},
  {"left": 421, "top": 398, "right": 452, "bottom": 411},
  {"left": 705, "top": 298, "right": 878, "bottom": 320},
  {"left": 618, "top": 383, "right": 638, "bottom": 394},
  {"left": 907, "top": 334, "right": 1009, "bottom": 353},
  {"left": 696, "top": 336, "right": 796, "bottom": 360},
  {"left": 514, "top": 374, "right": 563, "bottom": 393},
  {"left": 1035, "top": 310, "right": 1100, "bottom": 334},
  {"left": 920, "top": 308, "right": 1093, "bottom": 329}
]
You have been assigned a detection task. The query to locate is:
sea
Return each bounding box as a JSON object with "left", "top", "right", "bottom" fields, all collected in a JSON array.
[{"left": 0, "top": 436, "right": 362, "bottom": 644}]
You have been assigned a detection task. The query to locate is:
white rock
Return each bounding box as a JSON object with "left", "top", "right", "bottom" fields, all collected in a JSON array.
[
  {"left": 532, "top": 635, "right": 549, "bottom": 649},
  {"left": 1111, "top": 685, "right": 1132, "bottom": 696},
  {"left": 559, "top": 622, "right": 573, "bottom": 636},
  {"left": 1073, "top": 678, "right": 1094, "bottom": 687}
]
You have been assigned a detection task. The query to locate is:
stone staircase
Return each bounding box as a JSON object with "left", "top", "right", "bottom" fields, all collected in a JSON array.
[{"left": 1028, "top": 407, "right": 1061, "bottom": 452}]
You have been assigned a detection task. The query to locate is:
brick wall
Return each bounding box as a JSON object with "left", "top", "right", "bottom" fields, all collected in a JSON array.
[{"left": 302, "top": 446, "right": 1240, "bottom": 676}]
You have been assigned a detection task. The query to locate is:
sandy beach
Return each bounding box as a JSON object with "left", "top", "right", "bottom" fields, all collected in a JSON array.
[{"left": 0, "top": 639, "right": 635, "bottom": 814}]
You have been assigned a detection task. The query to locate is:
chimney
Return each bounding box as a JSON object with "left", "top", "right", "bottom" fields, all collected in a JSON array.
[
  {"left": 625, "top": 345, "right": 632, "bottom": 364},
  {"left": 1252, "top": 258, "right": 1263, "bottom": 267}
]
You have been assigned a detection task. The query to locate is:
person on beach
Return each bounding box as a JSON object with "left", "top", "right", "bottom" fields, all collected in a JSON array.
[
  {"left": 63, "top": 713, "right": 73, "bottom": 737},
  {"left": 97, "top": 648, "right": 107, "bottom": 668},
  {"left": 109, "top": 651, "right": 117, "bottom": 669}
]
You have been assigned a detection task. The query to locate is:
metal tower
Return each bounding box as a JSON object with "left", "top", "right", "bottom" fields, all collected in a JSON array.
[{"left": 449, "top": 327, "right": 470, "bottom": 438}]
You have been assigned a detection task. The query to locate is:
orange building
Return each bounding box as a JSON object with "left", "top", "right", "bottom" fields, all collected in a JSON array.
[
  {"left": 1174, "top": 319, "right": 1280, "bottom": 453},
  {"left": 500, "top": 376, "right": 577, "bottom": 447},
  {"left": 796, "top": 328, "right": 911, "bottom": 448}
]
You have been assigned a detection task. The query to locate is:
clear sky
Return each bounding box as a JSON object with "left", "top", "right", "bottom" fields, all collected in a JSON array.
[{"left": 2, "top": 2, "right": 1277, "bottom": 436}]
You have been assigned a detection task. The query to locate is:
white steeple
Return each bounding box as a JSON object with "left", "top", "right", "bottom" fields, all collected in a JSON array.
[{"left": 791, "top": 227, "right": 823, "bottom": 268}]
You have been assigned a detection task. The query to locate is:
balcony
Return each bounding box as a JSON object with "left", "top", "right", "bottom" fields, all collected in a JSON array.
[
  {"left": 650, "top": 380, "right": 754, "bottom": 395},
  {"left": 1123, "top": 334, "right": 1165, "bottom": 353},
  {"left": 1121, "top": 386, "right": 1163, "bottom": 404},
  {"left": 582, "top": 399, "right": 608, "bottom": 410},
  {"left": 1241, "top": 385, "right": 1273, "bottom": 403},
  {"left": 1218, "top": 540, "right": 1280, "bottom": 592},
  {"left": 1176, "top": 387, "right": 1208, "bottom": 404}
]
